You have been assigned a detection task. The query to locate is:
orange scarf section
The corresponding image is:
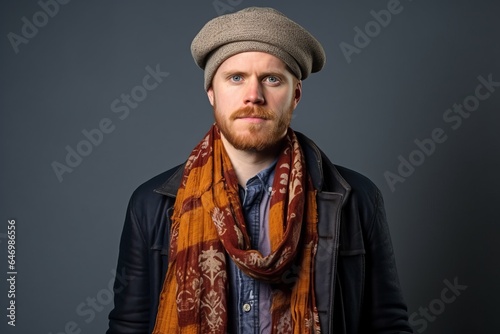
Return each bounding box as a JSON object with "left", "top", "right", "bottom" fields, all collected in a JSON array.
[{"left": 153, "top": 125, "right": 320, "bottom": 333}]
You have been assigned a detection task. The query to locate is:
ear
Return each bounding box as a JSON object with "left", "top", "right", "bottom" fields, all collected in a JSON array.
[
  {"left": 207, "top": 87, "right": 215, "bottom": 106},
  {"left": 293, "top": 80, "right": 302, "bottom": 108}
]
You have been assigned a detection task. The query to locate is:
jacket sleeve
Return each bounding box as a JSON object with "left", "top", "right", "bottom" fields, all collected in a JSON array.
[
  {"left": 107, "top": 195, "right": 151, "bottom": 333},
  {"left": 360, "top": 188, "right": 413, "bottom": 333}
]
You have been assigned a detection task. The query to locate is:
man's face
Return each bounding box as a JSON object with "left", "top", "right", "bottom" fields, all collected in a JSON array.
[{"left": 207, "top": 52, "right": 302, "bottom": 152}]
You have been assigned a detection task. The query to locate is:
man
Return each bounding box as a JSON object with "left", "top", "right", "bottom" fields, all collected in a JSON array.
[{"left": 107, "top": 7, "right": 412, "bottom": 334}]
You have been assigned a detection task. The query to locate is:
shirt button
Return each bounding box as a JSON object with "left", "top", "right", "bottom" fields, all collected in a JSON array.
[{"left": 242, "top": 303, "right": 251, "bottom": 312}]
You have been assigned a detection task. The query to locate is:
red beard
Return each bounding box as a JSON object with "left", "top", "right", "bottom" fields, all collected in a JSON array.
[{"left": 214, "top": 104, "right": 293, "bottom": 152}]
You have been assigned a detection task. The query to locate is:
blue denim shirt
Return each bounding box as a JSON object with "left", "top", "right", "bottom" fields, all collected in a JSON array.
[{"left": 227, "top": 163, "right": 275, "bottom": 334}]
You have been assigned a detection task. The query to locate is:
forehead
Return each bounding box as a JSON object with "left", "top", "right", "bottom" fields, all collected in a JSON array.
[{"left": 216, "top": 51, "right": 289, "bottom": 74}]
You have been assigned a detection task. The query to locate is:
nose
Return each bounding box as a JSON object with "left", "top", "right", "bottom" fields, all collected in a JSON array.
[{"left": 244, "top": 78, "right": 265, "bottom": 105}]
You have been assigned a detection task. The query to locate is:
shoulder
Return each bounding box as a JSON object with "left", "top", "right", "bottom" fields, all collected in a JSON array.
[
  {"left": 299, "top": 132, "right": 384, "bottom": 226},
  {"left": 334, "top": 164, "right": 382, "bottom": 206},
  {"left": 295, "top": 130, "right": 381, "bottom": 204},
  {"left": 127, "top": 164, "right": 183, "bottom": 214},
  {"left": 330, "top": 164, "right": 387, "bottom": 243},
  {"left": 121, "top": 165, "right": 183, "bottom": 245}
]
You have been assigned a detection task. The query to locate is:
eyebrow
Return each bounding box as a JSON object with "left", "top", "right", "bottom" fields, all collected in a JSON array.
[{"left": 220, "top": 70, "right": 289, "bottom": 80}]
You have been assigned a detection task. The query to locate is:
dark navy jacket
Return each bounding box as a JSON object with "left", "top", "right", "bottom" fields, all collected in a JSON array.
[{"left": 107, "top": 132, "right": 413, "bottom": 333}]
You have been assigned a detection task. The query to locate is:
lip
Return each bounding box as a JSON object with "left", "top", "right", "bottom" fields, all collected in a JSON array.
[
  {"left": 235, "top": 113, "right": 269, "bottom": 119},
  {"left": 236, "top": 116, "right": 268, "bottom": 123}
]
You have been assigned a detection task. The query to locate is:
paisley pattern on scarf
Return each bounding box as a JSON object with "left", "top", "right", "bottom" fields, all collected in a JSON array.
[{"left": 152, "top": 124, "right": 320, "bottom": 334}]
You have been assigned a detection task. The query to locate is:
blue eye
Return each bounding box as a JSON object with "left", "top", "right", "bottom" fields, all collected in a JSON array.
[
  {"left": 266, "top": 76, "right": 280, "bottom": 84},
  {"left": 231, "top": 75, "right": 242, "bottom": 82}
]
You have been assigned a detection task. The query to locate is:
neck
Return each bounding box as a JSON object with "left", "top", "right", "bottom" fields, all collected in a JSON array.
[{"left": 221, "top": 136, "right": 281, "bottom": 187}]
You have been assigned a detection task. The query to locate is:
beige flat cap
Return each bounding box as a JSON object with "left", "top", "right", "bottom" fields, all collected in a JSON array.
[{"left": 191, "top": 7, "right": 326, "bottom": 90}]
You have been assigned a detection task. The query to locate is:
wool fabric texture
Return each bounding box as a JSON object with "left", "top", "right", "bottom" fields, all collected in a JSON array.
[
  {"left": 152, "top": 124, "right": 321, "bottom": 334},
  {"left": 191, "top": 7, "right": 326, "bottom": 90}
]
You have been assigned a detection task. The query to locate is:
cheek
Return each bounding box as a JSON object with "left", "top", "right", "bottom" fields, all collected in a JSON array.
[
  {"left": 271, "top": 92, "right": 295, "bottom": 111},
  {"left": 215, "top": 89, "right": 239, "bottom": 107}
]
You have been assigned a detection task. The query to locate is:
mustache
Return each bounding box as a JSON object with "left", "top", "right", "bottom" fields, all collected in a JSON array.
[{"left": 230, "top": 106, "right": 275, "bottom": 121}]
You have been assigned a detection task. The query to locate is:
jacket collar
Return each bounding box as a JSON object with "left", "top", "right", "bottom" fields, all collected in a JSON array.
[
  {"left": 154, "top": 131, "right": 351, "bottom": 204},
  {"left": 295, "top": 131, "right": 351, "bottom": 205},
  {"left": 154, "top": 162, "right": 184, "bottom": 197}
]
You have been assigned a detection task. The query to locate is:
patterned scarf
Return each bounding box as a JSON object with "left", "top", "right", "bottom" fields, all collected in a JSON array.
[{"left": 152, "top": 125, "right": 320, "bottom": 333}]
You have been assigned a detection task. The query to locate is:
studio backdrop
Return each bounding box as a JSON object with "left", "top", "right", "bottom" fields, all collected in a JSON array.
[{"left": 1, "top": 0, "right": 499, "bottom": 333}]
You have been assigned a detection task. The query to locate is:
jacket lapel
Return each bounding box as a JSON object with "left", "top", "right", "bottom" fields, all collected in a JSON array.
[{"left": 296, "top": 131, "right": 351, "bottom": 333}]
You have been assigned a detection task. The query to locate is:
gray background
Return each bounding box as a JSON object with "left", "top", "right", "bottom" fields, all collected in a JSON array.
[{"left": 1, "top": 0, "right": 499, "bottom": 333}]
